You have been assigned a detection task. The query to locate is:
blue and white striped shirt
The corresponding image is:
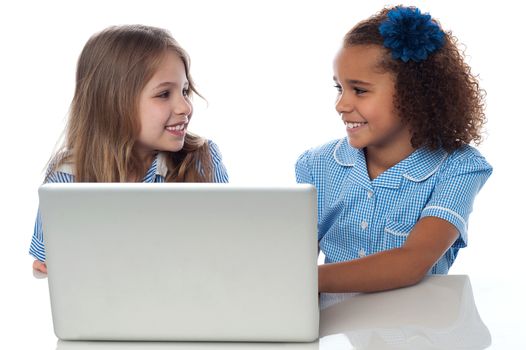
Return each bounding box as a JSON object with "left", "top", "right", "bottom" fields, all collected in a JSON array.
[
  {"left": 295, "top": 138, "right": 492, "bottom": 274},
  {"left": 29, "top": 140, "right": 229, "bottom": 262}
]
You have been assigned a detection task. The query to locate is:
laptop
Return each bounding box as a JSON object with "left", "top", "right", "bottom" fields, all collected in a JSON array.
[{"left": 39, "top": 183, "right": 319, "bottom": 342}]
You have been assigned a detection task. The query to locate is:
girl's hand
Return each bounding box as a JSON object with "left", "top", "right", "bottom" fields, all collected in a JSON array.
[{"left": 33, "top": 260, "right": 47, "bottom": 274}]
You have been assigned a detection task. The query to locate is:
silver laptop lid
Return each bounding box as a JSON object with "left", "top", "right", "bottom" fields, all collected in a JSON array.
[{"left": 40, "top": 183, "right": 319, "bottom": 342}]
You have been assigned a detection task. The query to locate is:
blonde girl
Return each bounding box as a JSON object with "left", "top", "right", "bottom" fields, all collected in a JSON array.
[{"left": 30, "top": 25, "right": 228, "bottom": 273}]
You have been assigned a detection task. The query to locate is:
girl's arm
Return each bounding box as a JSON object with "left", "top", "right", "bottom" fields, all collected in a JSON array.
[
  {"left": 318, "top": 216, "right": 458, "bottom": 293},
  {"left": 30, "top": 170, "right": 75, "bottom": 273},
  {"left": 30, "top": 210, "right": 47, "bottom": 273}
]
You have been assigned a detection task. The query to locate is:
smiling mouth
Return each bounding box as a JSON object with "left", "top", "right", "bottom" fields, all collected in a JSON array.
[
  {"left": 165, "top": 124, "right": 186, "bottom": 132},
  {"left": 345, "top": 121, "right": 367, "bottom": 129}
]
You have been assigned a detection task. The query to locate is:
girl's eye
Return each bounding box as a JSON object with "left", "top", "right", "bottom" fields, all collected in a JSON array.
[
  {"left": 158, "top": 91, "right": 170, "bottom": 99},
  {"left": 354, "top": 87, "right": 367, "bottom": 95},
  {"left": 182, "top": 88, "right": 190, "bottom": 97},
  {"left": 334, "top": 84, "right": 342, "bottom": 94}
]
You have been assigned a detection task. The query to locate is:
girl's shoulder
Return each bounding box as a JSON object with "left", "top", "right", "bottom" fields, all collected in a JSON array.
[
  {"left": 206, "top": 140, "right": 229, "bottom": 183},
  {"left": 207, "top": 139, "right": 224, "bottom": 160},
  {"left": 428, "top": 145, "right": 493, "bottom": 181},
  {"left": 297, "top": 138, "right": 347, "bottom": 162},
  {"left": 445, "top": 145, "right": 492, "bottom": 170},
  {"left": 297, "top": 138, "right": 362, "bottom": 171},
  {"left": 404, "top": 145, "right": 492, "bottom": 183},
  {"left": 295, "top": 138, "right": 356, "bottom": 184},
  {"left": 44, "top": 151, "right": 75, "bottom": 183}
]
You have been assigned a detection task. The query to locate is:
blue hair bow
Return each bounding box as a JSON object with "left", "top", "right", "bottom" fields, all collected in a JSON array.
[{"left": 379, "top": 7, "right": 445, "bottom": 62}]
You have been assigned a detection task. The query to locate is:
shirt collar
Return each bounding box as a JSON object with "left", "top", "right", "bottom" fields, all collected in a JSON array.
[
  {"left": 155, "top": 152, "right": 169, "bottom": 178},
  {"left": 333, "top": 137, "right": 448, "bottom": 185},
  {"left": 402, "top": 147, "right": 448, "bottom": 182},
  {"left": 333, "top": 138, "right": 357, "bottom": 166},
  {"left": 55, "top": 160, "right": 74, "bottom": 175},
  {"left": 142, "top": 153, "right": 168, "bottom": 182},
  {"left": 55, "top": 153, "right": 169, "bottom": 182}
]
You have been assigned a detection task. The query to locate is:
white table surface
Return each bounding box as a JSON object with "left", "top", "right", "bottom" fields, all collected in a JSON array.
[{"left": 12, "top": 274, "right": 504, "bottom": 349}]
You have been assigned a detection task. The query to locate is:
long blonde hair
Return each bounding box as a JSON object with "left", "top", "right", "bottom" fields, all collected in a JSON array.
[{"left": 50, "top": 25, "right": 212, "bottom": 182}]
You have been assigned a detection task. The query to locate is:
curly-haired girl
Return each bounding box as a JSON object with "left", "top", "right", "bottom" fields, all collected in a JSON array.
[{"left": 295, "top": 6, "right": 492, "bottom": 292}]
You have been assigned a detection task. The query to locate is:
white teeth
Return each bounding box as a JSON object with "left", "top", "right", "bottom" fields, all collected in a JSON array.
[
  {"left": 345, "top": 122, "right": 367, "bottom": 129},
  {"left": 166, "top": 124, "right": 185, "bottom": 131}
]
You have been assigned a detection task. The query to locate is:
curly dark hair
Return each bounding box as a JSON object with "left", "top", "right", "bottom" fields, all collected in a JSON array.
[{"left": 344, "top": 6, "right": 486, "bottom": 151}]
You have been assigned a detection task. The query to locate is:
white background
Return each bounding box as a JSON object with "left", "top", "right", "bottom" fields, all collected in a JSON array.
[{"left": 1, "top": 0, "right": 524, "bottom": 348}]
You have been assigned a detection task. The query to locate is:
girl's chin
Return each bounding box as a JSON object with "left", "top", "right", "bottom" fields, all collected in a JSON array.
[
  {"left": 169, "top": 142, "right": 185, "bottom": 153},
  {"left": 347, "top": 138, "right": 366, "bottom": 149},
  {"left": 154, "top": 141, "right": 185, "bottom": 154}
]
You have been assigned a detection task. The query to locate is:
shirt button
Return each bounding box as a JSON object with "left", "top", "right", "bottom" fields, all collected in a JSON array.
[
  {"left": 361, "top": 221, "right": 368, "bottom": 230},
  {"left": 367, "top": 190, "right": 373, "bottom": 199},
  {"left": 358, "top": 248, "right": 366, "bottom": 258}
]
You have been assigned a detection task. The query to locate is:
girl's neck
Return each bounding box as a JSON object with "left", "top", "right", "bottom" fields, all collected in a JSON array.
[{"left": 365, "top": 142, "right": 415, "bottom": 180}]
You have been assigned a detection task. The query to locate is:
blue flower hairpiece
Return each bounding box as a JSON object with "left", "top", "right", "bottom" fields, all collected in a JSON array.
[{"left": 379, "top": 7, "right": 445, "bottom": 62}]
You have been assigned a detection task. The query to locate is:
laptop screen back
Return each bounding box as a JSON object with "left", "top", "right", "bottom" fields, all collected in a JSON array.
[{"left": 39, "top": 183, "right": 319, "bottom": 341}]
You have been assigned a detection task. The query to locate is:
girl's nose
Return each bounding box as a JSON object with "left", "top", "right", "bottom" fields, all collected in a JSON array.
[
  {"left": 173, "top": 95, "right": 192, "bottom": 116},
  {"left": 335, "top": 93, "right": 354, "bottom": 115}
]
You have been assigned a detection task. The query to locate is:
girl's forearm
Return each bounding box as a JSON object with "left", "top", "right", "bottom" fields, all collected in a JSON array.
[{"left": 318, "top": 247, "right": 427, "bottom": 293}]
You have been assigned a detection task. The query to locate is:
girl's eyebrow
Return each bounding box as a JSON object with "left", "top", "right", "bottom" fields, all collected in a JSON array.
[
  {"left": 333, "top": 76, "right": 372, "bottom": 86},
  {"left": 153, "top": 81, "right": 189, "bottom": 89},
  {"left": 154, "top": 82, "right": 176, "bottom": 88}
]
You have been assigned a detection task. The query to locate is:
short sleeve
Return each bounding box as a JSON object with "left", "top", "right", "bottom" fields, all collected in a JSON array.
[
  {"left": 208, "top": 140, "right": 229, "bottom": 183},
  {"left": 29, "top": 211, "right": 46, "bottom": 262},
  {"left": 421, "top": 152, "right": 492, "bottom": 247},
  {"left": 295, "top": 150, "right": 314, "bottom": 185},
  {"left": 29, "top": 170, "right": 75, "bottom": 261}
]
